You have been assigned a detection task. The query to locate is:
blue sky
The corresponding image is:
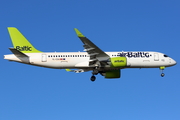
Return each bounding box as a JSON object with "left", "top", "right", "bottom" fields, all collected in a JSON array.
[{"left": 1, "top": 0, "right": 180, "bottom": 120}]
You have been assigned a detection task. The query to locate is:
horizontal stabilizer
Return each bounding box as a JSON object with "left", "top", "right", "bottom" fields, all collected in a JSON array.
[{"left": 9, "top": 48, "right": 28, "bottom": 57}]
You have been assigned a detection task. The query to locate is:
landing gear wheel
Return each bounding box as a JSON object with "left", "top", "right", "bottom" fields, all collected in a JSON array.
[
  {"left": 161, "top": 73, "right": 165, "bottom": 77},
  {"left": 90, "top": 76, "right": 96, "bottom": 82}
]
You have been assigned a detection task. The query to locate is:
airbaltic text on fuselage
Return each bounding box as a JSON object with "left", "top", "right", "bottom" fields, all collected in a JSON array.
[
  {"left": 16, "top": 46, "right": 32, "bottom": 51},
  {"left": 117, "top": 52, "right": 151, "bottom": 58}
]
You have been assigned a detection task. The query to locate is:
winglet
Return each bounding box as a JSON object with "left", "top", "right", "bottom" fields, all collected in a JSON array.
[
  {"left": 65, "top": 69, "right": 72, "bottom": 72},
  {"left": 74, "top": 28, "right": 85, "bottom": 37}
]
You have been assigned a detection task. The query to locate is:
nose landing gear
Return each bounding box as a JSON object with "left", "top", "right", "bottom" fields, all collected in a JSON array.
[
  {"left": 160, "top": 66, "right": 165, "bottom": 77},
  {"left": 161, "top": 73, "right": 165, "bottom": 77}
]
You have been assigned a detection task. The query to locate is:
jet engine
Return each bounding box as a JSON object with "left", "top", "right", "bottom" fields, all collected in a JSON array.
[
  {"left": 109, "top": 57, "right": 127, "bottom": 67},
  {"left": 100, "top": 69, "right": 121, "bottom": 78}
]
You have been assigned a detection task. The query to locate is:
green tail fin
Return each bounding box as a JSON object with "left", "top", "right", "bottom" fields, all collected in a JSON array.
[{"left": 7, "top": 27, "right": 42, "bottom": 53}]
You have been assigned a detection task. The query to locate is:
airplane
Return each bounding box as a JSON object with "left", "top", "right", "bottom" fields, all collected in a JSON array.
[{"left": 4, "top": 27, "right": 177, "bottom": 81}]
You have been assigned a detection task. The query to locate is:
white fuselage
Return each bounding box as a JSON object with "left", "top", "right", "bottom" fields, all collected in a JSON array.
[{"left": 4, "top": 51, "right": 176, "bottom": 69}]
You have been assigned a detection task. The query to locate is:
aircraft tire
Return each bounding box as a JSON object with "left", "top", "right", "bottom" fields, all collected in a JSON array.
[
  {"left": 161, "top": 73, "right": 165, "bottom": 77},
  {"left": 91, "top": 76, "right": 96, "bottom": 81}
]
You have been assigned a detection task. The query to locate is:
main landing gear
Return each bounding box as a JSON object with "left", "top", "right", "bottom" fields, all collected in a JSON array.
[
  {"left": 90, "top": 75, "right": 96, "bottom": 81},
  {"left": 160, "top": 66, "right": 165, "bottom": 77},
  {"left": 90, "top": 69, "right": 99, "bottom": 82}
]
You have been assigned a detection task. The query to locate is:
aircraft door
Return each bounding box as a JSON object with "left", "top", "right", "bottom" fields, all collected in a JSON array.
[
  {"left": 42, "top": 54, "right": 47, "bottom": 62},
  {"left": 154, "top": 53, "right": 159, "bottom": 61}
]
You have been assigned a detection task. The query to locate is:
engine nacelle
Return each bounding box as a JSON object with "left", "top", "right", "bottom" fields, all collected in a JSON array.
[
  {"left": 101, "top": 69, "right": 121, "bottom": 78},
  {"left": 110, "top": 57, "right": 127, "bottom": 67}
]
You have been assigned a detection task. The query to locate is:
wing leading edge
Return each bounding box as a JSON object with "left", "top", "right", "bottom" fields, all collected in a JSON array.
[{"left": 74, "top": 28, "right": 110, "bottom": 67}]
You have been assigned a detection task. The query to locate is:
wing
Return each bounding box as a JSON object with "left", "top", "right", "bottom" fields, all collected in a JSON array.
[
  {"left": 74, "top": 28, "right": 110, "bottom": 67},
  {"left": 65, "top": 69, "right": 90, "bottom": 73}
]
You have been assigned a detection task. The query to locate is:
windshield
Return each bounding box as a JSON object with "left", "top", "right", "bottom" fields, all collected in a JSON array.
[{"left": 164, "top": 54, "right": 169, "bottom": 57}]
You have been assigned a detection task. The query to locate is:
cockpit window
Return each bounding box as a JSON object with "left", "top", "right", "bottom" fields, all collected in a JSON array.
[{"left": 164, "top": 55, "right": 169, "bottom": 57}]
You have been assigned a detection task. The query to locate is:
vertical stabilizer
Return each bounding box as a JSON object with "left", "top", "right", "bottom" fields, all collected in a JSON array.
[{"left": 7, "top": 27, "right": 42, "bottom": 53}]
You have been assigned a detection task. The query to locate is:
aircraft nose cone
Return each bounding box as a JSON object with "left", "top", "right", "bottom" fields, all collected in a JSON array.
[{"left": 171, "top": 59, "right": 177, "bottom": 66}]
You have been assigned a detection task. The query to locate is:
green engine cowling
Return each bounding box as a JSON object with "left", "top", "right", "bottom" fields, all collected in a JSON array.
[
  {"left": 105, "top": 69, "right": 121, "bottom": 78},
  {"left": 110, "top": 57, "right": 127, "bottom": 67}
]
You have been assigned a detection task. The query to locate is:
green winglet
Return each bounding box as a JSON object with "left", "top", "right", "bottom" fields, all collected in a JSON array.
[
  {"left": 65, "top": 69, "right": 72, "bottom": 72},
  {"left": 74, "top": 28, "right": 85, "bottom": 37}
]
